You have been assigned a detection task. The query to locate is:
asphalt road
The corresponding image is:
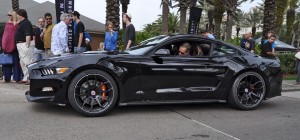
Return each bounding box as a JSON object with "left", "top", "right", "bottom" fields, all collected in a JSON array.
[{"left": 0, "top": 83, "right": 299, "bottom": 140}]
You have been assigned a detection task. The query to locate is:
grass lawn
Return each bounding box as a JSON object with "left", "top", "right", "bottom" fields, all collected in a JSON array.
[{"left": 283, "top": 74, "right": 297, "bottom": 80}]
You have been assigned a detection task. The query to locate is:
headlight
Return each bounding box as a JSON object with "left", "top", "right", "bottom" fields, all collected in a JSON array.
[{"left": 40, "top": 67, "right": 69, "bottom": 75}]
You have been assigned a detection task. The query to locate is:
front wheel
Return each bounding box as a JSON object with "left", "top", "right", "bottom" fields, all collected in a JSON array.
[
  {"left": 68, "top": 69, "right": 118, "bottom": 117},
  {"left": 227, "top": 72, "right": 266, "bottom": 110}
]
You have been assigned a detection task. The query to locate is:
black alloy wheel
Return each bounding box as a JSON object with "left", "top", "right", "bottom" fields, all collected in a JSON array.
[
  {"left": 228, "top": 72, "right": 266, "bottom": 110},
  {"left": 68, "top": 69, "right": 118, "bottom": 117}
]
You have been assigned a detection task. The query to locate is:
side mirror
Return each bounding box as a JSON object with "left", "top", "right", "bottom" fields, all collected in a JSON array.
[{"left": 154, "top": 49, "right": 170, "bottom": 55}]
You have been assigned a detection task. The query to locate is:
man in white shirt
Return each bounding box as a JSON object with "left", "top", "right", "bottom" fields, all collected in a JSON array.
[{"left": 51, "top": 13, "right": 71, "bottom": 55}]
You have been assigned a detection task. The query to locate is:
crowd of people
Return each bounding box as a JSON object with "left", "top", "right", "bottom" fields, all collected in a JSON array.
[
  {"left": 0, "top": 9, "right": 136, "bottom": 84},
  {"left": 0, "top": 8, "right": 298, "bottom": 86}
]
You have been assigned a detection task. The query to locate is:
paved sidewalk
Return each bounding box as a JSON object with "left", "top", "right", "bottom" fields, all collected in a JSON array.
[{"left": 282, "top": 80, "right": 300, "bottom": 92}]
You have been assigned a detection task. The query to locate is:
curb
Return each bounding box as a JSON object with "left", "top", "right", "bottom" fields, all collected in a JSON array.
[{"left": 282, "top": 89, "right": 300, "bottom": 92}]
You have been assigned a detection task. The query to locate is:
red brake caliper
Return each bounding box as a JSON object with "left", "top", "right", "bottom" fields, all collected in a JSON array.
[{"left": 100, "top": 82, "right": 107, "bottom": 102}]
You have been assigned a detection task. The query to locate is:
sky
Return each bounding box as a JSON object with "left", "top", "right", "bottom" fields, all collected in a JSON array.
[{"left": 34, "top": 0, "right": 261, "bottom": 31}]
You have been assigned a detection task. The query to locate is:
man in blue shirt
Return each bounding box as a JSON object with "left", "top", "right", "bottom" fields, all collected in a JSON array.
[
  {"left": 263, "top": 31, "right": 276, "bottom": 53},
  {"left": 200, "top": 29, "right": 215, "bottom": 39}
]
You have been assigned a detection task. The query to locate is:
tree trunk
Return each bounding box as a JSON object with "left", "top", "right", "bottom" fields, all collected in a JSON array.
[
  {"left": 106, "top": 0, "right": 120, "bottom": 31},
  {"left": 190, "top": 0, "right": 197, "bottom": 7},
  {"left": 225, "top": 11, "right": 234, "bottom": 41},
  {"left": 179, "top": 7, "right": 187, "bottom": 34},
  {"left": 12, "top": 0, "right": 19, "bottom": 11},
  {"left": 252, "top": 26, "right": 256, "bottom": 38},
  {"left": 162, "top": 0, "right": 169, "bottom": 35},
  {"left": 262, "top": 0, "right": 277, "bottom": 40},
  {"left": 286, "top": 9, "right": 295, "bottom": 44},
  {"left": 120, "top": 0, "right": 130, "bottom": 30},
  {"left": 213, "top": 0, "right": 224, "bottom": 39},
  {"left": 208, "top": 9, "right": 214, "bottom": 32}
]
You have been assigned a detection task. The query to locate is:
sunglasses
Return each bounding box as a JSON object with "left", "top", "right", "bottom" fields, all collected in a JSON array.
[
  {"left": 179, "top": 51, "right": 186, "bottom": 55},
  {"left": 7, "top": 14, "right": 12, "bottom": 16}
]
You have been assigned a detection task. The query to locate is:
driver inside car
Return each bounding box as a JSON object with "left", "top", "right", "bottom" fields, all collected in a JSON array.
[{"left": 178, "top": 42, "right": 191, "bottom": 56}]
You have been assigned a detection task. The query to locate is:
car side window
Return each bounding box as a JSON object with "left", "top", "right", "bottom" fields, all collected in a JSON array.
[{"left": 213, "top": 44, "right": 237, "bottom": 56}]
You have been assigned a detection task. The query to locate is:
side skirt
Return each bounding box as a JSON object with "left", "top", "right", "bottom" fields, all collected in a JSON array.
[{"left": 118, "top": 99, "right": 227, "bottom": 106}]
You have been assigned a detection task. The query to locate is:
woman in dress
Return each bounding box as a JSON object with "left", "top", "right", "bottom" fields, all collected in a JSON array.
[{"left": 1, "top": 10, "right": 22, "bottom": 83}]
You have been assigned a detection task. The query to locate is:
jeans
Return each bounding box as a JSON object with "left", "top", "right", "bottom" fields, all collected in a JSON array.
[
  {"left": 2, "top": 50, "right": 23, "bottom": 82},
  {"left": 34, "top": 48, "right": 45, "bottom": 62},
  {"left": 74, "top": 47, "right": 86, "bottom": 53}
]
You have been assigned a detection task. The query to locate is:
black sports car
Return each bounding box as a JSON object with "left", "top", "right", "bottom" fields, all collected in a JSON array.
[{"left": 25, "top": 35, "right": 283, "bottom": 117}]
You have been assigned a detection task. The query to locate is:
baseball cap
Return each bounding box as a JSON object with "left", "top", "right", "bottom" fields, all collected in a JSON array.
[{"left": 125, "top": 13, "right": 132, "bottom": 19}]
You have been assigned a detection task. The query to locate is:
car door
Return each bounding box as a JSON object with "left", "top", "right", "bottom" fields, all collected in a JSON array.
[{"left": 138, "top": 39, "right": 229, "bottom": 101}]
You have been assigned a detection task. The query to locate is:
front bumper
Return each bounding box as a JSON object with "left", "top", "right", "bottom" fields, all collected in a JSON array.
[
  {"left": 25, "top": 79, "right": 68, "bottom": 104},
  {"left": 265, "top": 72, "right": 283, "bottom": 99}
]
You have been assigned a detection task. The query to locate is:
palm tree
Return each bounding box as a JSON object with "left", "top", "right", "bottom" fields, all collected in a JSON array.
[
  {"left": 275, "top": 0, "right": 288, "bottom": 35},
  {"left": 262, "top": 0, "right": 277, "bottom": 40},
  {"left": 223, "top": 0, "right": 249, "bottom": 41},
  {"left": 233, "top": 10, "right": 245, "bottom": 37},
  {"left": 106, "top": 0, "right": 120, "bottom": 31},
  {"left": 12, "top": 0, "right": 19, "bottom": 11},
  {"left": 286, "top": 0, "right": 299, "bottom": 44},
  {"left": 213, "top": 0, "right": 225, "bottom": 39},
  {"left": 173, "top": 0, "right": 191, "bottom": 34},
  {"left": 161, "top": 0, "right": 171, "bottom": 35},
  {"left": 120, "top": 0, "right": 130, "bottom": 30},
  {"left": 291, "top": 12, "right": 300, "bottom": 48},
  {"left": 143, "top": 12, "right": 179, "bottom": 35},
  {"left": 244, "top": 7, "right": 263, "bottom": 37},
  {"left": 199, "top": 0, "right": 215, "bottom": 32}
]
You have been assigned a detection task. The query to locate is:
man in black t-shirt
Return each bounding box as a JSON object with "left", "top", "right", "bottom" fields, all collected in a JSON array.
[
  {"left": 33, "top": 17, "right": 45, "bottom": 61},
  {"left": 122, "top": 13, "right": 135, "bottom": 50},
  {"left": 72, "top": 11, "right": 86, "bottom": 53},
  {"left": 261, "top": 35, "right": 276, "bottom": 59},
  {"left": 240, "top": 32, "right": 255, "bottom": 53},
  {"left": 15, "top": 9, "right": 35, "bottom": 84}
]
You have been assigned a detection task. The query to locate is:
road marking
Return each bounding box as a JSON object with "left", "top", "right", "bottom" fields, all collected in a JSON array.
[
  {"left": 190, "top": 119, "right": 240, "bottom": 140},
  {"left": 169, "top": 109, "right": 240, "bottom": 140}
]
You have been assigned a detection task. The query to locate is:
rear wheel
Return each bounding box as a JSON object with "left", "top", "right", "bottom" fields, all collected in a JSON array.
[
  {"left": 227, "top": 72, "right": 266, "bottom": 110},
  {"left": 68, "top": 69, "right": 118, "bottom": 117}
]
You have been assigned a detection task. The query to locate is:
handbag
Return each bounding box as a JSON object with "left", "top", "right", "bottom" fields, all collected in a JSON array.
[
  {"left": 0, "top": 53, "right": 13, "bottom": 65},
  {"left": 295, "top": 51, "right": 300, "bottom": 59}
]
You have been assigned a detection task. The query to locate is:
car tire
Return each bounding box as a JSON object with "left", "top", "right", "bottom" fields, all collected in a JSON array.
[
  {"left": 68, "top": 69, "right": 118, "bottom": 117},
  {"left": 227, "top": 71, "right": 266, "bottom": 110}
]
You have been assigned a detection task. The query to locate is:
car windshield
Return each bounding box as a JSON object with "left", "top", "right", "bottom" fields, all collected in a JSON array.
[{"left": 124, "top": 35, "right": 169, "bottom": 55}]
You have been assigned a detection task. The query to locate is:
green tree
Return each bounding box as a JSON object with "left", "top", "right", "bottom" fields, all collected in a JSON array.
[
  {"left": 244, "top": 7, "right": 263, "bottom": 37},
  {"left": 286, "top": 0, "right": 300, "bottom": 44},
  {"left": 106, "top": 0, "right": 120, "bottom": 31},
  {"left": 275, "top": 0, "right": 289, "bottom": 35},
  {"left": 224, "top": 0, "right": 240, "bottom": 40}
]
